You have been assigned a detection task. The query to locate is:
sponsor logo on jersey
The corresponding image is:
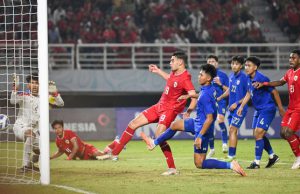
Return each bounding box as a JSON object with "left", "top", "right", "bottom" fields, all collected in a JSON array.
[
  {"left": 294, "top": 76, "right": 298, "bottom": 81},
  {"left": 174, "top": 81, "right": 178, "bottom": 88},
  {"left": 237, "top": 80, "right": 240, "bottom": 85}
]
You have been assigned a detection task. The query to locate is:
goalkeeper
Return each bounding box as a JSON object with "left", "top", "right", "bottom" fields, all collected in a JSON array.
[{"left": 10, "top": 72, "right": 64, "bottom": 172}]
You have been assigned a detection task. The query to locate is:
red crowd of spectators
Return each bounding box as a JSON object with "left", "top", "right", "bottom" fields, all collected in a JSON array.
[
  {"left": 48, "top": 0, "right": 266, "bottom": 44},
  {"left": 267, "top": 0, "right": 300, "bottom": 42}
]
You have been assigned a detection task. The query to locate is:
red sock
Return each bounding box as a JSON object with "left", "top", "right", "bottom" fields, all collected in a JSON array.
[
  {"left": 286, "top": 134, "right": 300, "bottom": 157},
  {"left": 112, "top": 126, "right": 134, "bottom": 155},
  {"left": 159, "top": 142, "right": 176, "bottom": 169},
  {"left": 107, "top": 141, "right": 117, "bottom": 150}
]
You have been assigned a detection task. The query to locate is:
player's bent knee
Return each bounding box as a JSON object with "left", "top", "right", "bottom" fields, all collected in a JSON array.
[
  {"left": 280, "top": 127, "right": 294, "bottom": 139},
  {"left": 194, "top": 161, "right": 203, "bottom": 168},
  {"left": 33, "top": 148, "right": 40, "bottom": 155},
  {"left": 32, "top": 154, "right": 39, "bottom": 163},
  {"left": 229, "top": 127, "right": 238, "bottom": 135}
]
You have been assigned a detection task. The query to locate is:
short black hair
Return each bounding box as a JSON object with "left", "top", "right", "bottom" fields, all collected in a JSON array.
[
  {"left": 291, "top": 49, "right": 300, "bottom": 56},
  {"left": 173, "top": 51, "right": 187, "bottom": 65},
  {"left": 231, "top": 56, "right": 244, "bottom": 65},
  {"left": 201, "top": 64, "right": 217, "bottom": 80},
  {"left": 51, "top": 120, "right": 64, "bottom": 128},
  {"left": 207, "top": 55, "right": 218, "bottom": 62},
  {"left": 26, "top": 72, "right": 39, "bottom": 83},
  {"left": 246, "top": 56, "right": 260, "bottom": 67}
]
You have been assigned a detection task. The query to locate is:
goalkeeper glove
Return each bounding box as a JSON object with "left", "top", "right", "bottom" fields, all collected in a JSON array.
[
  {"left": 12, "top": 73, "right": 20, "bottom": 91},
  {"left": 49, "top": 81, "right": 58, "bottom": 96}
]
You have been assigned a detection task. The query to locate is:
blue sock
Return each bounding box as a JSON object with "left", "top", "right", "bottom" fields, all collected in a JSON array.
[
  {"left": 219, "top": 122, "right": 228, "bottom": 144},
  {"left": 255, "top": 139, "right": 264, "bottom": 160},
  {"left": 263, "top": 136, "right": 274, "bottom": 155},
  {"left": 154, "top": 128, "right": 176, "bottom": 146},
  {"left": 202, "top": 159, "right": 231, "bottom": 169},
  {"left": 209, "top": 137, "right": 215, "bottom": 149},
  {"left": 228, "top": 147, "right": 236, "bottom": 157}
]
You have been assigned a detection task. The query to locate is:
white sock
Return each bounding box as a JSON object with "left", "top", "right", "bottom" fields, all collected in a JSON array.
[
  {"left": 269, "top": 153, "right": 274, "bottom": 159},
  {"left": 23, "top": 137, "right": 32, "bottom": 167},
  {"left": 254, "top": 159, "right": 260, "bottom": 165}
]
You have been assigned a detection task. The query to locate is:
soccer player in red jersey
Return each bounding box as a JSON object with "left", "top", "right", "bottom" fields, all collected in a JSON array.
[
  {"left": 254, "top": 49, "right": 300, "bottom": 169},
  {"left": 101, "top": 51, "right": 197, "bottom": 175},
  {"left": 50, "top": 120, "right": 107, "bottom": 160}
]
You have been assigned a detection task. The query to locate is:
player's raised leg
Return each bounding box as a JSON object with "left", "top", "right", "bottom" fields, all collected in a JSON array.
[
  {"left": 141, "top": 119, "right": 185, "bottom": 175},
  {"left": 111, "top": 112, "right": 149, "bottom": 157}
]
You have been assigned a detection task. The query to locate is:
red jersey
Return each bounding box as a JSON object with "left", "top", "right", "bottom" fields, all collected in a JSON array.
[
  {"left": 158, "top": 70, "right": 195, "bottom": 113},
  {"left": 282, "top": 68, "right": 300, "bottom": 110},
  {"left": 55, "top": 129, "right": 86, "bottom": 157}
]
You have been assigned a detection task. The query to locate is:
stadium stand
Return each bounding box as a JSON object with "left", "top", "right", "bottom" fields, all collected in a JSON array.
[
  {"left": 266, "top": 0, "right": 300, "bottom": 42},
  {"left": 48, "top": 0, "right": 266, "bottom": 44}
]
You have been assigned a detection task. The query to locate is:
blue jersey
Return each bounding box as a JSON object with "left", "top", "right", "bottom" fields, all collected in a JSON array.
[
  {"left": 247, "top": 71, "right": 276, "bottom": 111},
  {"left": 195, "top": 84, "right": 218, "bottom": 134},
  {"left": 229, "top": 71, "right": 248, "bottom": 110},
  {"left": 213, "top": 69, "right": 229, "bottom": 103}
]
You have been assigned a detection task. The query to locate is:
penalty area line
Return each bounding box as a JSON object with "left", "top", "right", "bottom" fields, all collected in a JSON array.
[{"left": 52, "top": 184, "right": 97, "bottom": 194}]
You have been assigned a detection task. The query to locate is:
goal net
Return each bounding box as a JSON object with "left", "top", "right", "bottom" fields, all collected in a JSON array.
[{"left": 0, "top": 0, "right": 49, "bottom": 184}]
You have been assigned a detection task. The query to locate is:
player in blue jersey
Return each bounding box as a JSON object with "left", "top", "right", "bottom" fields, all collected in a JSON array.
[
  {"left": 140, "top": 64, "right": 246, "bottom": 176},
  {"left": 207, "top": 55, "right": 229, "bottom": 157},
  {"left": 217, "top": 56, "right": 248, "bottom": 161},
  {"left": 237, "top": 56, "right": 285, "bottom": 169}
]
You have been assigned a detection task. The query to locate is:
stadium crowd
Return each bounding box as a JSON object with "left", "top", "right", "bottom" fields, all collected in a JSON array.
[
  {"left": 48, "top": 0, "right": 266, "bottom": 44},
  {"left": 267, "top": 0, "right": 300, "bottom": 42}
]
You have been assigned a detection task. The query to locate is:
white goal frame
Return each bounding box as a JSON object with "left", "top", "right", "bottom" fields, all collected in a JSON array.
[{"left": 38, "top": 0, "right": 49, "bottom": 185}]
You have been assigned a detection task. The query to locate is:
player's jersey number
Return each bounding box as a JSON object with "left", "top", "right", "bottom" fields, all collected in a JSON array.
[
  {"left": 165, "top": 86, "right": 169, "bottom": 95},
  {"left": 231, "top": 85, "right": 237, "bottom": 93}
]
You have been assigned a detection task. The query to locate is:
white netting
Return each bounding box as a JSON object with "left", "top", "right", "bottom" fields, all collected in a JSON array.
[{"left": 0, "top": 0, "right": 40, "bottom": 184}]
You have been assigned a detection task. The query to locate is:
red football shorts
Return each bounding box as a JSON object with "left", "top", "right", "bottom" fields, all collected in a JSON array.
[
  {"left": 83, "top": 144, "right": 99, "bottom": 160},
  {"left": 142, "top": 104, "right": 178, "bottom": 128},
  {"left": 281, "top": 109, "right": 300, "bottom": 132}
]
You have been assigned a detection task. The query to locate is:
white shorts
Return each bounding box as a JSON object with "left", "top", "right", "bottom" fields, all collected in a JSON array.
[{"left": 13, "top": 122, "right": 39, "bottom": 141}]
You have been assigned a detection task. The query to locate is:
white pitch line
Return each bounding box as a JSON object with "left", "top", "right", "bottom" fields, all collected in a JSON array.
[{"left": 52, "top": 184, "right": 97, "bottom": 194}]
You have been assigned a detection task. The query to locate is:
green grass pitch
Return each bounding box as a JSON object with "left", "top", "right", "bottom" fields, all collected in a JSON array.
[{"left": 0, "top": 139, "right": 299, "bottom": 194}]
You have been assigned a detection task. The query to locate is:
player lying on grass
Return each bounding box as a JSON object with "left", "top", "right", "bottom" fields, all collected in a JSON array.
[
  {"left": 99, "top": 51, "right": 197, "bottom": 176},
  {"left": 50, "top": 120, "right": 108, "bottom": 160},
  {"left": 141, "top": 64, "right": 246, "bottom": 176},
  {"left": 252, "top": 49, "right": 300, "bottom": 169},
  {"left": 217, "top": 56, "right": 248, "bottom": 162},
  {"left": 237, "top": 56, "right": 285, "bottom": 169}
]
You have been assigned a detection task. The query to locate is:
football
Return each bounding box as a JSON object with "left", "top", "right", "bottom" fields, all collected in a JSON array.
[{"left": 0, "top": 114, "right": 10, "bottom": 131}]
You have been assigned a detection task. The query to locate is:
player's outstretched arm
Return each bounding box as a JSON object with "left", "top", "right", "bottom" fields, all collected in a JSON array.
[
  {"left": 194, "top": 114, "right": 213, "bottom": 149},
  {"left": 10, "top": 74, "right": 22, "bottom": 105},
  {"left": 148, "top": 64, "right": 170, "bottom": 80},
  {"left": 49, "top": 81, "right": 64, "bottom": 107},
  {"left": 217, "top": 88, "right": 229, "bottom": 102},
  {"left": 253, "top": 79, "right": 286, "bottom": 89},
  {"left": 271, "top": 89, "right": 285, "bottom": 117},
  {"left": 50, "top": 150, "right": 64, "bottom": 160},
  {"left": 237, "top": 91, "right": 251, "bottom": 116},
  {"left": 182, "top": 90, "right": 197, "bottom": 119},
  {"left": 67, "top": 138, "right": 79, "bottom": 160}
]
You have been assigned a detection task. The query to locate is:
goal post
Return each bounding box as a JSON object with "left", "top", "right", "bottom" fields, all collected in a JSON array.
[
  {"left": 38, "top": 0, "right": 50, "bottom": 185},
  {"left": 0, "top": 0, "right": 49, "bottom": 185}
]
